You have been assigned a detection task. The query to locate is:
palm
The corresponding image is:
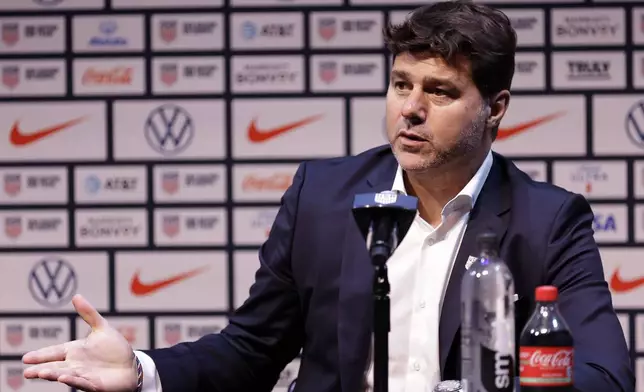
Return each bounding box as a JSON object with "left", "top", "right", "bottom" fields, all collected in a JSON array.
[{"left": 22, "top": 295, "right": 139, "bottom": 392}]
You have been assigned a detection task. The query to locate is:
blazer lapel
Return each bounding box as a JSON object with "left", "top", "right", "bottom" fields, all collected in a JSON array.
[
  {"left": 338, "top": 148, "right": 398, "bottom": 392},
  {"left": 438, "top": 152, "right": 512, "bottom": 376}
]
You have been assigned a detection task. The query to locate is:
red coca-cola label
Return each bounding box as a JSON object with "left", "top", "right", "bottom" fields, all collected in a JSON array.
[{"left": 519, "top": 346, "right": 573, "bottom": 386}]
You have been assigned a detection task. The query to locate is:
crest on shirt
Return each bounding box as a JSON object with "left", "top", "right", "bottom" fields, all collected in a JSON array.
[{"left": 465, "top": 255, "right": 478, "bottom": 270}]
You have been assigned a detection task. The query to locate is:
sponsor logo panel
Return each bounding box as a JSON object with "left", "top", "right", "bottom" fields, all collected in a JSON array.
[
  {"left": 0, "top": 318, "right": 69, "bottom": 355},
  {"left": 232, "top": 98, "right": 344, "bottom": 158},
  {"left": 113, "top": 99, "right": 226, "bottom": 160},
  {"left": 1, "top": 361, "right": 67, "bottom": 392},
  {"left": 635, "top": 161, "right": 644, "bottom": 199},
  {"left": 600, "top": 248, "right": 644, "bottom": 308},
  {"left": 74, "top": 166, "right": 147, "bottom": 204},
  {"left": 499, "top": 9, "right": 545, "bottom": 47},
  {"left": 0, "top": 253, "right": 109, "bottom": 312},
  {"left": 0, "top": 101, "right": 107, "bottom": 162},
  {"left": 0, "top": 59, "right": 65, "bottom": 96},
  {"left": 635, "top": 204, "right": 644, "bottom": 243},
  {"left": 0, "top": 167, "right": 67, "bottom": 205},
  {"left": 617, "top": 313, "right": 629, "bottom": 349},
  {"left": 113, "top": 0, "right": 223, "bottom": 7},
  {"left": 76, "top": 316, "right": 149, "bottom": 350},
  {"left": 231, "top": 55, "right": 304, "bottom": 93},
  {"left": 310, "top": 54, "right": 385, "bottom": 92},
  {"left": 633, "top": 50, "right": 644, "bottom": 89},
  {"left": 0, "top": 17, "right": 65, "bottom": 53},
  {"left": 310, "top": 11, "right": 383, "bottom": 48},
  {"left": 350, "top": 97, "right": 387, "bottom": 155},
  {"left": 153, "top": 164, "right": 226, "bottom": 203},
  {"left": 115, "top": 251, "right": 227, "bottom": 312},
  {"left": 551, "top": 7, "right": 625, "bottom": 46},
  {"left": 552, "top": 161, "right": 627, "bottom": 199},
  {"left": 233, "top": 164, "right": 298, "bottom": 202},
  {"left": 0, "top": 0, "right": 105, "bottom": 10},
  {"left": 73, "top": 57, "right": 145, "bottom": 95},
  {"left": 592, "top": 95, "right": 644, "bottom": 156},
  {"left": 154, "top": 208, "right": 226, "bottom": 246},
  {"left": 511, "top": 161, "right": 547, "bottom": 182},
  {"left": 552, "top": 51, "right": 626, "bottom": 90},
  {"left": 633, "top": 8, "right": 644, "bottom": 45},
  {"left": 233, "top": 250, "right": 260, "bottom": 309},
  {"left": 230, "top": 12, "right": 303, "bottom": 50},
  {"left": 154, "top": 316, "right": 228, "bottom": 348},
  {"left": 152, "top": 56, "right": 225, "bottom": 94},
  {"left": 233, "top": 207, "right": 279, "bottom": 246},
  {"left": 72, "top": 15, "right": 144, "bottom": 53},
  {"left": 231, "top": 0, "right": 341, "bottom": 5},
  {"left": 590, "top": 204, "right": 628, "bottom": 243},
  {"left": 491, "top": 95, "right": 586, "bottom": 157},
  {"left": 511, "top": 52, "right": 545, "bottom": 91},
  {"left": 75, "top": 209, "right": 148, "bottom": 247},
  {"left": 151, "top": 13, "right": 224, "bottom": 51},
  {"left": 0, "top": 210, "right": 68, "bottom": 248}
]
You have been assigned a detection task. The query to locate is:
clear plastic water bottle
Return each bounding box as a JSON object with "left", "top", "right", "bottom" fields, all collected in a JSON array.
[{"left": 460, "top": 232, "right": 516, "bottom": 392}]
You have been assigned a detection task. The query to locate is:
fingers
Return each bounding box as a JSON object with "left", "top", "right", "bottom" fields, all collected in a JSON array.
[
  {"left": 23, "top": 361, "right": 68, "bottom": 379},
  {"left": 24, "top": 363, "right": 97, "bottom": 391},
  {"left": 22, "top": 341, "right": 72, "bottom": 364},
  {"left": 58, "top": 374, "right": 97, "bottom": 392},
  {"left": 73, "top": 294, "right": 106, "bottom": 331}
]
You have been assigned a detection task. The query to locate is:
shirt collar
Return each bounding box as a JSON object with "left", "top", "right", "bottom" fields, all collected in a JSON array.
[{"left": 391, "top": 149, "right": 494, "bottom": 217}]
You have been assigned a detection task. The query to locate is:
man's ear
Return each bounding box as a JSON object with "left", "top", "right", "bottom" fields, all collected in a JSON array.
[{"left": 487, "top": 90, "right": 511, "bottom": 131}]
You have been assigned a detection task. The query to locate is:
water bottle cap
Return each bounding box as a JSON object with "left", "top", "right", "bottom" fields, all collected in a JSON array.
[
  {"left": 535, "top": 285, "right": 558, "bottom": 302},
  {"left": 476, "top": 232, "right": 498, "bottom": 250}
]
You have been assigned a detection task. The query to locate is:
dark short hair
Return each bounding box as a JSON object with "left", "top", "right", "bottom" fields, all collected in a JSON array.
[{"left": 383, "top": 0, "right": 517, "bottom": 100}]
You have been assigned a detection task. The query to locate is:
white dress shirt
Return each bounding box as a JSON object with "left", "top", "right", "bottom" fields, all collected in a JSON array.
[{"left": 135, "top": 149, "right": 493, "bottom": 392}]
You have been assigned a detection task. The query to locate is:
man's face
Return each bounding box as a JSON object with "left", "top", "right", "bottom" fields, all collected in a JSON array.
[{"left": 385, "top": 52, "right": 490, "bottom": 173}]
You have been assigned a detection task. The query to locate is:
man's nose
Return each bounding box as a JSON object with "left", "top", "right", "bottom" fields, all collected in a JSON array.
[{"left": 401, "top": 89, "right": 427, "bottom": 126}]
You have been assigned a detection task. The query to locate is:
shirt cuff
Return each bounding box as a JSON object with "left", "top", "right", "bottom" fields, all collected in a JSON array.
[{"left": 134, "top": 350, "right": 163, "bottom": 392}]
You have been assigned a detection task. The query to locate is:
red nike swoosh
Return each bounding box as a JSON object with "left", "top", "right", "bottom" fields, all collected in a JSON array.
[
  {"left": 10, "top": 117, "right": 87, "bottom": 146},
  {"left": 609, "top": 269, "right": 644, "bottom": 293},
  {"left": 247, "top": 115, "right": 323, "bottom": 143},
  {"left": 130, "top": 267, "right": 209, "bottom": 296},
  {"left": 496, "top": 112, "right": 566, "bottom": 141}
]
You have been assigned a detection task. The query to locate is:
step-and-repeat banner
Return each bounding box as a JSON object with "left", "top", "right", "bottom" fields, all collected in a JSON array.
[{"left": 0, "top": 0, "right": 643, "bottom": 391}]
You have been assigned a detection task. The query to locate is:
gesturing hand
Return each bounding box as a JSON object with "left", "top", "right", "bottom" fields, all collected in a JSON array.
[{"left": 22, "top": 294, "right": 140, "bottom": 392}]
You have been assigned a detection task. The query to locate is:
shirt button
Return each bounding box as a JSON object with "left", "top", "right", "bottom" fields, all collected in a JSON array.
[
  {"left": 419, "top": 301, "right": 426, "bottom": 309},
  {"left": 413, "top": 362, "right": 421, "bottom": 371},
  {"left": 426, "top": 238, "right": 435, "bottom": 246}
]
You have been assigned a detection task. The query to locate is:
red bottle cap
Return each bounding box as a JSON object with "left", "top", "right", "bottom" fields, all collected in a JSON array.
[{"left": 535, "top": 285, "right": 558, "bottom": 302}]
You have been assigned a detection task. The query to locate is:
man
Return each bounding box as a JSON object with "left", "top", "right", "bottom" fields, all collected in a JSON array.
[{"left": 21, "top": 1, "right": 633, "bottom": 391}]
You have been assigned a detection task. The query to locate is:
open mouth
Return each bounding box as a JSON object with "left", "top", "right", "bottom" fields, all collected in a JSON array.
[{"left": 399, "top": 131, "right": 426, "bottom": 142}]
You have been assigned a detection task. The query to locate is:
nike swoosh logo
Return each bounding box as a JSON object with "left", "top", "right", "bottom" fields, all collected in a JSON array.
[
  {"left": 10, "top": 117, "right": 86, "bottom": 146},
  {"left": 609, "top": 269, "right": 644, "bottom": 293},
  {"left": 247, "top": 114, "right": 323, "bottom": 143},
  {"left": 130, "top": 266, "right": 209, "bottom": 296},
  {"left": 496, "top": 112, "right": 566, "bottom": 141}
]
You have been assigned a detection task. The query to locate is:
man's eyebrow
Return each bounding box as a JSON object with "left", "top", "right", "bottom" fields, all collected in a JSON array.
[{"left": 390, "top": 70, "right": 458, "bottom": 88}]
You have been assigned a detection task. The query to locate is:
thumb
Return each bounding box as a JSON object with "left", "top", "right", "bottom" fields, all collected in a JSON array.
[{"left": 73, "top": 294, "right": 106, "bottom": 331}]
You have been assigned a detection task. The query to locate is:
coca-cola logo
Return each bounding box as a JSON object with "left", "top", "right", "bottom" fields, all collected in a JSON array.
[
  {"left": 529, "top": 349, "right": 572, "bottom": 368},
  {"left": 82, "top": 67, "right": 133, "bottom": 85}
]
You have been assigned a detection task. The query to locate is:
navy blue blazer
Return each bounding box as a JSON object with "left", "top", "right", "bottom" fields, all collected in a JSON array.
[{"left": 144, "top": 145, "right": 634, "bottom": 392}]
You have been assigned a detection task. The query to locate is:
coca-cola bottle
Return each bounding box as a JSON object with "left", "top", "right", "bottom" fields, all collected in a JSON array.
[{"left": 519, "top": 285, "right": 574, "bottom": 391}]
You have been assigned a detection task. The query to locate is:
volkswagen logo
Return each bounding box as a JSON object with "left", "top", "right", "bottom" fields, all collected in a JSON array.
[
  {"left": 85, "top": 175, "right": 101, "bottom": 194},
  {"left": 626, "top": 99, "right": 644, "bottom": 149},
  {"left": 242, "top": 21, "right": 257, "bottom": 39},
  {"left": 28, "top": 257, "right": 77, "bottom": 308},
  {"left": 144, "top": 104, "right": 195, "bottom": 156}
]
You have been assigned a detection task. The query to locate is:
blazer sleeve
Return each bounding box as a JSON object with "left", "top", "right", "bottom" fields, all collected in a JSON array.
[
  {"left": 142, "top": 162, "right": 308, "bottom": 392},
  {"left": 544, "top": 193, "right": 635, "bottom": 392}
]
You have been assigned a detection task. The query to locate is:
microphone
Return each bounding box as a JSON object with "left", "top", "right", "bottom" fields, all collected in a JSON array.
[{"left": 352, "top": 190, "right": 418, "bottom": 266}]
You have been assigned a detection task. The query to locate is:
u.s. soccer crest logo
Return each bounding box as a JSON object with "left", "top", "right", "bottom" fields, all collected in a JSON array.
[
  {"left": 5, "top": 325, "right": 23, "bottom": 347},
  {"left": 163, "top": 215, "right": 180, "bottom": 237},
  {"left": 3, "top": 174, "right": 21, "bottom": 196},
  {"left": 4, "top": 217, "right": 22, "bottom": 239},
  {"left": 160, "top": 63, "right": 178, "bottom": 86},
  {"left": 1, "top": 23, "right": 19, "bottom": 46},
  {"left": 6, "top": 367, "right": 23, "bottom": 390},
  {"left": 318, "top": 18, "right": 336, "bottom": 41},
  {"left": 164, "top": 324, "right": 181, "bottom": 345},
  {"left": 374, "top": 191, "right": 397, "bottom": 204},
  {"left": 2, "top": 66, "right": 19, "bottom": 89},
  {"left": 319, "top": 61, "right": 337, "bottom": 84},
  {"left": 162, "top": 172, "right": 179, "bottom": 194},
  {"left": 160, "top": 20, "right": 177, "bottom": 43}
]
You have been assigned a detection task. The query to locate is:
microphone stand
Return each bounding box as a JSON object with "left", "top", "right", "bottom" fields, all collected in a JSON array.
[{"left": 369, "top": 215, "right": 397, "bottom": 392}]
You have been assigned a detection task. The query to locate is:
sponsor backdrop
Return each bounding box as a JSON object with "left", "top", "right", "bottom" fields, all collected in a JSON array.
[{"left": 0, "top": 0, "right": 643, "bottom": 390}]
